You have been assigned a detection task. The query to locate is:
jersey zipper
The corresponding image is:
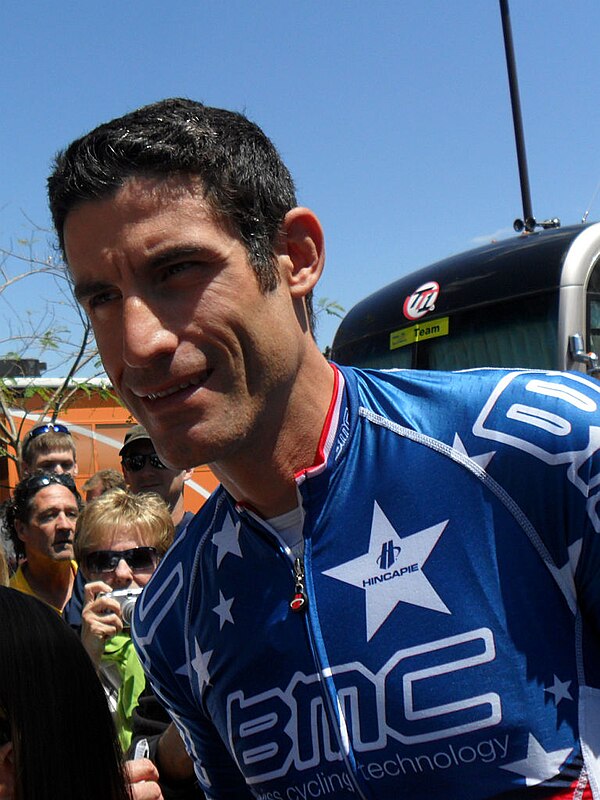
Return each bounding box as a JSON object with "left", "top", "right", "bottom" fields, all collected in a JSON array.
[
  {"left": 240, "top": 508, "right": 370, "bottom": 800},
  {"left": 290, "top": 556, "right": 308, "bottom": 612}
]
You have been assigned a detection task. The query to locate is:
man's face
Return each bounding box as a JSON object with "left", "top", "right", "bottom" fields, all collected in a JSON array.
[
  {"left": 121, "top": 440, "right": 187, "bottom": 510},
  {"left": 64, "top": 176, "right": 302, "bottom": 469},
  {"left": 28, "top": 448, "right": 78, "bottom": 477},
  {"left": 16, "top": 485, "right": 78, "bottom": 564}
]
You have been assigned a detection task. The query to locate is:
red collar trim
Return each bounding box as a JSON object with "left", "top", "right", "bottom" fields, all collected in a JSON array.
[{"left": 295, "top": 363, "right": 343, "bottom": 483}]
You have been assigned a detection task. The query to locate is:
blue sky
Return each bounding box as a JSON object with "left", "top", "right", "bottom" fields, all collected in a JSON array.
[{"left": 3, "top": 1, "right": 600, "bottom": 372}]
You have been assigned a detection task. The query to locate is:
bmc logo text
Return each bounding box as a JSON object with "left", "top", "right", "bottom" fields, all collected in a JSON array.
[
  {"left": 403, "top": 281, "right": 439, "bottom": 321},
  {"left": 227, "top": 627, "right": 500, "bottom": 784}
]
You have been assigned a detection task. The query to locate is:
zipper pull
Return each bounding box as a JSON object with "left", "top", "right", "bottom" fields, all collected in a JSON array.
[{"left": 290, "top": 556, "right": 307, "bottom": 612}]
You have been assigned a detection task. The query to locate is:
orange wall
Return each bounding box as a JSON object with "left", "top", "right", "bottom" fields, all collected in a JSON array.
[{"left": 1, "top": 390, "right": 218, "bottom": 509}]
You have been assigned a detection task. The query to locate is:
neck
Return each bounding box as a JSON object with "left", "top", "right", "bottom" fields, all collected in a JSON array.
[
  {"left": 212, "top": 352, "right": 335, "bottom": 518},
  {"left": 23, "top": 555, "right": 74, "bottom": 611}
]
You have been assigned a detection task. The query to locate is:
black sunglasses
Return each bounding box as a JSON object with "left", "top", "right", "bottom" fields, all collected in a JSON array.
[
  {"left": 26, "top": 423, "right": 70, "bottom": 441},
  {"left": 83, "top": 546, "right": 159, "bottom": 575},
  {"left": 121, "top": 453, "right": 166, "bottom": 472}
]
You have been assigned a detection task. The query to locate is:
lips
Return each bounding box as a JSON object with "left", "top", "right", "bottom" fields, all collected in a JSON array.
[{"left": 132, "top": 374, "right": 207, "bottom": 401}]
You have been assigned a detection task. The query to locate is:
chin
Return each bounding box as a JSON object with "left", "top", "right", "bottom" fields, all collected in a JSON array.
[{"left": 161, "top": 430, "right": 239, "bottom": 470}]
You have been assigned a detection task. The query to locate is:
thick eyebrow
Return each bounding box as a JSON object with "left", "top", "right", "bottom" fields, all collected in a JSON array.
[
  {"left": 37, "top": 503, "right": 79, "bottom": 515},
  {"left": 73, "top": 245, "right": 216, "bottom": 304},
  {"left": 148, "top": 245, "right": 213, "bottom": 269},
  {"left": 73, "top": 280, "right": 114, "bottom": 305}
]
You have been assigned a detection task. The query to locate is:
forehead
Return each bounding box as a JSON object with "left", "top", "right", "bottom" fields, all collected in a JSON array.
[
  {"left": 33, "top": 449, "right": 75, "bottom": 464},
  {"left": 90, "top": 524, "right": 149, "bottom": 551},
  {"left": 30, "top": 484, "right": 78, "bottom": 511},
  {"left": 64, "top": 175, "right": 228, "bottom": 267}
]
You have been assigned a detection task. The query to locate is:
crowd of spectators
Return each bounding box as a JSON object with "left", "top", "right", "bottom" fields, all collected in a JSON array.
[{"left": 0, "top": 422, "right": 202, "bottom": 800}]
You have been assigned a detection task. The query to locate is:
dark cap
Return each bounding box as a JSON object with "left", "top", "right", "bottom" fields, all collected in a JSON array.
[{"left": 119, "top": 424, "right": 152, "bottom": 456}]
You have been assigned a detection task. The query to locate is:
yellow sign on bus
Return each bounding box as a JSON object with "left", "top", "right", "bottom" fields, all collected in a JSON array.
[{"left": 390, "top": 316, "right": 450, "bottom": 350}]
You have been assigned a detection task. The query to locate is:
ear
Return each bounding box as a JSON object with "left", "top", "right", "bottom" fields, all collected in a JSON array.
[
  {"left": 72, "top": 462, "right": 79, "bottom": 478},
  {"left": 276, "top": 207, "right": 325, "bottom": 300},
  {"left": 14, "top": 519, "right": 27, "bottom": 544},
  {"left": 183, "top": 469, "right": 193, "bottom": 482}
]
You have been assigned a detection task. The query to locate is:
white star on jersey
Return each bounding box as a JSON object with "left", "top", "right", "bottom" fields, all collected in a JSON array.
[
  {"left": 191, "top": 639, "right": 213, "bottom": 695},
  {"left": 212, "top": 512, "right": 243, "bottom": 567},
  {"left": 452, "top": 433, "right": 496, "bottom": 470},
  {"left": 544, "top": 675, "right": 573, "bottom": 706},
  {"left": 323, "top": 502, "right": 450, "bottom": 640},
  {"left": 500, "top": 733, "right": 572, "bottom": 787},
  {"left": 213, "top": 591, "right": 234, "bottom": 629}
]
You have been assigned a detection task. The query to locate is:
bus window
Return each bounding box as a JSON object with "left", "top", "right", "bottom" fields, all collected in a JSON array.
[
  {"left": 423, "top": 291, "right": 558, "bottom": 371},
  {"left": 586, "top": 258, "right": 600, "bottom": 358}
]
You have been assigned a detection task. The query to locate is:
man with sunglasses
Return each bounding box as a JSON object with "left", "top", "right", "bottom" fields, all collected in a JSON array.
[
  {"left": 120, "top": 425, "right": 193, "bottom": 538},
  {"left": 20, "top": 422, "right": 78, "bottom": 478}
]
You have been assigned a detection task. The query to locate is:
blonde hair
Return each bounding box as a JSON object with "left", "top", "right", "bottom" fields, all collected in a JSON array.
[{"left": 74, "top": 489, "right": 174, "bottom": 561}]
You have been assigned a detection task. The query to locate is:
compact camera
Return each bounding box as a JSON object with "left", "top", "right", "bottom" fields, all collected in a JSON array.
[{"left": 101, "top": 588, "right": 143, "bottom": 627}]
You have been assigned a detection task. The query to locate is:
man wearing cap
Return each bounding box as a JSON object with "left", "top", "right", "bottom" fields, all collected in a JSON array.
[{"left": 120, "top": 424, "right": 193, "bottom": 538}]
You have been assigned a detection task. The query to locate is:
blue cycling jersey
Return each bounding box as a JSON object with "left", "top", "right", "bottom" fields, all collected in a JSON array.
[{"left": 133, "top": 365, "right": 600, "bottom": 800}]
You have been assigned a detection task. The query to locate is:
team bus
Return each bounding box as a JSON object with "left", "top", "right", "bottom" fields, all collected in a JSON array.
[{"left": 330, "top": 222, "right": 600, "bottom": 377}]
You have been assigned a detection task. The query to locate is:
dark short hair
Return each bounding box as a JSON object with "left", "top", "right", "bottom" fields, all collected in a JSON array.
[
  {"left": 3, "top": 471, "right": 82, "bottom": 559},
  {"left": 48, "top": 98, "right": 314, "bottom": 330}
]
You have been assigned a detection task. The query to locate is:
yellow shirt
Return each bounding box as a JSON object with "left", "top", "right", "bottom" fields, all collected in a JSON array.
[{"left": 10, "top": 561, "right": 78, "bottom": 614}]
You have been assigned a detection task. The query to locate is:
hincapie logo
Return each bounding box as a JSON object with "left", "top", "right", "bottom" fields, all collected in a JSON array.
[
  {"left": 403, "top": 281, "right": 439, "bottom": 320},
  {"left": 377, "top": 539, "right": 401, "bottom": 570}
]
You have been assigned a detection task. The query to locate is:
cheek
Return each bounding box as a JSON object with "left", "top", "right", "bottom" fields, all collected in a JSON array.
[{"left": 90, "top": 321, "right": 123, "bottom": 375}]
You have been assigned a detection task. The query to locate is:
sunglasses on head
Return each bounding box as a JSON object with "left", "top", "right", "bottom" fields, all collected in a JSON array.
[
  {"left": 22, "top": 472, "right": 78, "bottom": 494},
  {"left": 83, "top": 546, "right": 159, "bottom": 575},
  {"left": 26, "top": 423, "right": 70, "bottom": 441},
  {"left": 121, "top": 453, "right": 166, "bottom": 472}
]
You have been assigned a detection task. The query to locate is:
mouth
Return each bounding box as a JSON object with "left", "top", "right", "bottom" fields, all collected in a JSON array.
[
  {"left": 134, "top": 373, "right": 209, "bottom": 401},
  {"left": 54, "top": 539, "right": 73, "bottom": 548}
]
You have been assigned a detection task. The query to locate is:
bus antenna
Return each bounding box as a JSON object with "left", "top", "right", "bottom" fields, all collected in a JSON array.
[{"left": 499, "top": 0, "right": 560, "bottom": 233}]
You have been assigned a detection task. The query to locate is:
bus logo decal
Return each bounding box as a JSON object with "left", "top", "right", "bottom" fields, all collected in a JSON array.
[{"left": 403, "top": 281, "right": 440, "bottom": 320}]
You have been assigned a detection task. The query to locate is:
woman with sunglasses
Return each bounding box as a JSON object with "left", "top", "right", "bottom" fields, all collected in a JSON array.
[
  {"left": 74, "top": 490, "right": 201, "bottom": 799},
  {"left": 75, "top": 489, "right": 171, "bottom": 749}
]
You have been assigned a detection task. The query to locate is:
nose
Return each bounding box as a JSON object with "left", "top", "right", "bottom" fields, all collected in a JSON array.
[
  {"left": 56, "top": 511, "right": 75, "bottom": 531},
  {"left": 122, "top": 295, "right": 178, "bottom": 368},
  {"left": 113, "top": 557, "right": 135, "bottom": 588}
]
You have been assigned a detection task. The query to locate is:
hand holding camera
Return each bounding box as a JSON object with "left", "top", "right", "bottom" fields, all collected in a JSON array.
[{"left": 81, "top": 582, "right": 142, "bottom": 666}]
